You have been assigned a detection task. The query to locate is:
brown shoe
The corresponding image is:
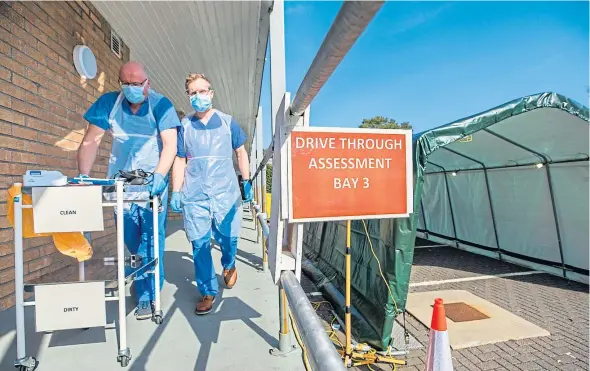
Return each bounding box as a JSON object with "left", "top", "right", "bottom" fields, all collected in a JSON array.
[
  {"left": 195, "top": 295, "right": 216, "bottom": 315},
  {"left": 223, "top": 267, "right": 237, "bottom": 289}
]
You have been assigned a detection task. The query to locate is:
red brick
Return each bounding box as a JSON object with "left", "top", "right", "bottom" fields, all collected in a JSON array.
[
  {"left": 0, "top": 281, "right": 15, "bottom": 298},
  {"left": 0, "top": 121, "right": 11, "bottom": 135},
  {"left": 0, "top": 254, "right": 14, "bottom": 271},
  {"left": 24, "top": 45, "right": 46, "bottom": 65},
  {"left": 11, "top": 98, "right": 40, "bottom": 118},
  {"left": 23, "top": 20, "right": 49, "bottom": 45},
  {"left": 37, "top": 64, "right": 62, "bottom": 85},
  {"left": 11, "top": 124, "right": 37, "bottom": 140},
  {"left": 0, "top": 162, "right": 28, "bottom": 177},
  {"left": 36, "top": 40, "right": 59, "bottom": 63},
  {"left": 0, "top": 107, "right": 25, "bottom": 125},
  {"left": 0, "top": 66, "right": 10, "bottom": 82},
  {"left": 0, "top": 40, "right": 10, "bottom": 56},
  {"left": 0, "top": 268, "right": 14, "bottom": 284},
  {"left": 0, "top": 79, "right": 25, "bottom": 100},
  {"left": 23, "top": 247, "right": 39, "bottom": 261},
  {"left": 0, "top": 92, "right": 10, "bottom": 108},
  {"left": 0, "top": 13, "right": 10, "bottom": 32},
  {"left": 0, "top": 295, "right": 16, "bottom": 310},
  {"left": 0, "top": 53, "right": 26, "bottom": 76},
  {"left": 0, "top": 0, "right": 128, "bottom": 311},
  {"left": 10, "top": 23, "right": 37, "bottom": 49},
  {"left": 26, "top": 92, "right": 52, "bottom": 112},
  {"left": 89, "top": 11, "right": 101, "bottom": 27},
  {"left": 3, "top": 5, "right": 25, "bottom": 30},
  {"left": 21, "top": 2, "right": 49, "bottom": 25},
  {"left": 12, "top": 74, "right": 38, "bottom": 93},
  {"left": 13, "top": 49, "right": 37, "bottom": 71}
]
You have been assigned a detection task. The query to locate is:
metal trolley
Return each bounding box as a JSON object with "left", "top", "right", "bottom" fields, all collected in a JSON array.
[{"left": 11, "top": 178, "right": 164, "bottom": 370}]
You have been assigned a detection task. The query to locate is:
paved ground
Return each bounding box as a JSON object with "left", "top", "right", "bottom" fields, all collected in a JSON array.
[
  {"left": 301, "top": 244, "right": 589, "bottom": 371},
  {"left": 0, "top": 215, "right": 305, "bottom": 371}
]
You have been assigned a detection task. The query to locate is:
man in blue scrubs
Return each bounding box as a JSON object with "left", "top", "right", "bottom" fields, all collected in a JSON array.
[
  {"left": 170, "top": 73, "right": 253, "bottom": 315},
  {"left": 77, "top": 61, "right": 180, "bottom": 319}
]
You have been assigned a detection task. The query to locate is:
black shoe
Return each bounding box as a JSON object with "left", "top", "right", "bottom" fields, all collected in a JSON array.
[{"left": 135, "top": 301, "right": 153, "bottom": 320}]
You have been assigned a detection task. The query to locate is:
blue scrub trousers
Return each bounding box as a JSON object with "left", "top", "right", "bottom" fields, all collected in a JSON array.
[
  {"left": 191, "top": 223, "right": 238, "bottom": 297},
  {"left": 122, "top": 200, "right": 167, "bottom": 304}
]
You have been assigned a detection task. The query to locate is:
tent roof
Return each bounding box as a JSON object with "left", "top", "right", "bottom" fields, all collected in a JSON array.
[
  {"left": 90, "top": 1, "right": 272, "bottom": 157},
  {"left": 412, "top": 92, "right": 589, "bottom": 173}
]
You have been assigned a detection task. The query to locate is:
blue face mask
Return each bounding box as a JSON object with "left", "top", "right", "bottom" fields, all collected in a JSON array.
[
  {"left": 122, "top": 84, "right": 146, "bottom": 104},
  {"left": 190, "top": 94, "right": 212, "bottom": 112}
]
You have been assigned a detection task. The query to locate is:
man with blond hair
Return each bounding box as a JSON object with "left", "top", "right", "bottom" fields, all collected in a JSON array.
[
  {"left": 170, "top": 73, "right": 252, "bottom": 315},
  {"left": 77, "top": 61, "right": 180, "bottom": 320}
]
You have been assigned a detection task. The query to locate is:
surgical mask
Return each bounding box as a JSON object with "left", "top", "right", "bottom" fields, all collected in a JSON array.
[
  {"left": 190, "top": 94, "right": 212, "bottom": 112},
  {"left": 122, "top": 83, "right": 146, "bottom": 104}
]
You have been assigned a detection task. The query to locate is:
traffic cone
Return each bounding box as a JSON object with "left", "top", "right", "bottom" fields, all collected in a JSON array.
[{"left": 425, "top": 298, "right": 453, "bottom": 371}]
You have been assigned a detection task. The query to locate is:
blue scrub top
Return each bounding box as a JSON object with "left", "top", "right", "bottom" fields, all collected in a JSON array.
[
  {"left": 176, "top": 112, "right": 248, "bottom": 158},
  {"left": 84, "top": 91, "right": 181, "bottom": 133}
]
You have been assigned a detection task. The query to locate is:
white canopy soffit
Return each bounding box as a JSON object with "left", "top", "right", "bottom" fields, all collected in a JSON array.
[{"left": 91, "top": 1, "right": 272, "bottom": 155}]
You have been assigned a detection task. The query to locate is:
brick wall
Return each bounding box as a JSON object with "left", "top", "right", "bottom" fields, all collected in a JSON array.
[{"left": 0, "top": 1, "right": 131, "bottom": 310}]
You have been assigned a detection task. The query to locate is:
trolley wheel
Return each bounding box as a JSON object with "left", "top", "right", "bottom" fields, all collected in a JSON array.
[
  {"left": 118, "top": 356, "right": 130, "bottom": 367},
  {"left": 153, "top": 315, "right": 163, "bottom": 325},
  {"left": 16, "top": 357, "right": 37, "bottom": 371}
]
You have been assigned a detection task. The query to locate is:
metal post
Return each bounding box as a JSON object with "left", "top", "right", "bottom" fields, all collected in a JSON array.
[
  {"left": 116, "top": 180, "right": 130, "bottom": 364},
  {"left": 270, "top": 283, "right": 298, "bottom": 356},
  {"left": 269, "top": 0, "right": 286, "bottom": 136},
  {"left": 344, "top": 220, "right": 352, "bottom": 367},
  {"left": 80, "top": 232, "right": 91, "bottom": 281},
  {"left": 281, "top": 271, "right": 347, "bottom": 371},
  {"left": 152, "top": 195, "right": 163, "bottom": 322},
  {"left": 13, "top": 186, "right": 26, "bottom": 360},
  {"left": 427, "top": 161, "right": 459, "bottom": 246},
  {"left": 256, "top": 106, "right": 264, "bottom": 243},
  {"left": 545, "top": 165, "right": 567, "bottom": 278},
  {"left": 256, "top": 211, "right": 270, "bottom": 272},
  {"left": 420, "top": 198, "right": 428, "bottom": 233}
]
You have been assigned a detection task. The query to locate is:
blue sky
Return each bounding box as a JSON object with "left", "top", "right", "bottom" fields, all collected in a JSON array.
[{"left": 258, "top": 1, "right": 589, "bottom": 147}]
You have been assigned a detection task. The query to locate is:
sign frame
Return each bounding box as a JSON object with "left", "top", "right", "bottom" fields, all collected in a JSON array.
[
  {"left": 32, "top": 185, "right": 105, "bottom": 233},
  {"left": 287, "top": 126, "right": 414, "bottom": 223}
]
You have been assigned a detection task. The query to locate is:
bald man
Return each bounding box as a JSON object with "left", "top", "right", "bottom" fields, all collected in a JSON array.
[{"left": 77, "top": 61, "right": 180, "bottom": 320}]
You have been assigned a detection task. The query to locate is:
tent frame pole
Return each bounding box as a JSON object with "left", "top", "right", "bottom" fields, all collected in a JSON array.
[
  {"left": 440, "top": 147, "right": 502, "bottom": 261},
  {"left": 422, "top": 158, "right": 587, "bottom": 174},
  {"left": 419, "top": 199, "right": 428, "bottom": 235},
  {"left": 426, "top": 161, "right": 459, "bottom": 247},
  {"left": 482, "top": 128, "right": 567, "bottom": 278}
]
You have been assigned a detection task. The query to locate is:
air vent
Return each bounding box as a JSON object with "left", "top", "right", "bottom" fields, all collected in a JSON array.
[{"left": 110, "top": 31, "right": 122, "bottom": 58}]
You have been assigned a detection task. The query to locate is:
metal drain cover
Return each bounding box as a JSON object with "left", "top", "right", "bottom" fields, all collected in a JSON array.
[{"left": 436, "top": 302, "right": 490, "bottom": 322}]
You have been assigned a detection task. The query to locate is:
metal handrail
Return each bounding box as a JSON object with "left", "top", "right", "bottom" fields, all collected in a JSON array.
[
  {"left": 251, "top": 1, "right": 385, "bottom": 181},
  {"left": 252, "top": 203, "right": 345, "bottom": 371}
]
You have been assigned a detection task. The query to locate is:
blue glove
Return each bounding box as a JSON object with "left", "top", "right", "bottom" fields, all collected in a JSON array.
[
  {"left": 150, "top": 173, "right": 167, "bottom": 197},
  {"left": 170, "top": 192, "right": 182, "bottom": 212},
  {"left": 242, "top": 180, "right": 253, "bottom": 202}
]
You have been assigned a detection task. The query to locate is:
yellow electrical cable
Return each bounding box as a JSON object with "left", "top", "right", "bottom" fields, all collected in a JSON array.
[
  {"left": 361, "top": 219, "right": 399, "bottom": 315},
  {"left": 288, "top": 311, "right": 311, "bottom": 371},
  {"left": 305, "top": 227, "right": 406, "bottom": 369}
]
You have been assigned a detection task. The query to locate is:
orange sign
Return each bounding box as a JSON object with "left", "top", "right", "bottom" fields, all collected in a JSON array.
[{"left": 287, "top": 127, "right": 413, "bottom": 222}]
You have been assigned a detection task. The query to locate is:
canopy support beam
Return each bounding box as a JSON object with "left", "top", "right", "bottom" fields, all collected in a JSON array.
[
  {"left": 252, "top": 1, "right": 385, "bottom": 181},
  {"left": 289, "top": 1, "right": 385, "bottom": 116},
  {"left": 482, "top": 128, "right": 567, "bottom": 278},
  {"left": 441, "top": 147, "right": 501, "bottom": 260},
  {"left": 426, "top": 161, "right": 458, "bottom": 246}
]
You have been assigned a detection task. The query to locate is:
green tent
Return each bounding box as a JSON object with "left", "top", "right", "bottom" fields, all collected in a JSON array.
[{"left": 302, "top": 92, "right": 589, "bottom": 350}]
